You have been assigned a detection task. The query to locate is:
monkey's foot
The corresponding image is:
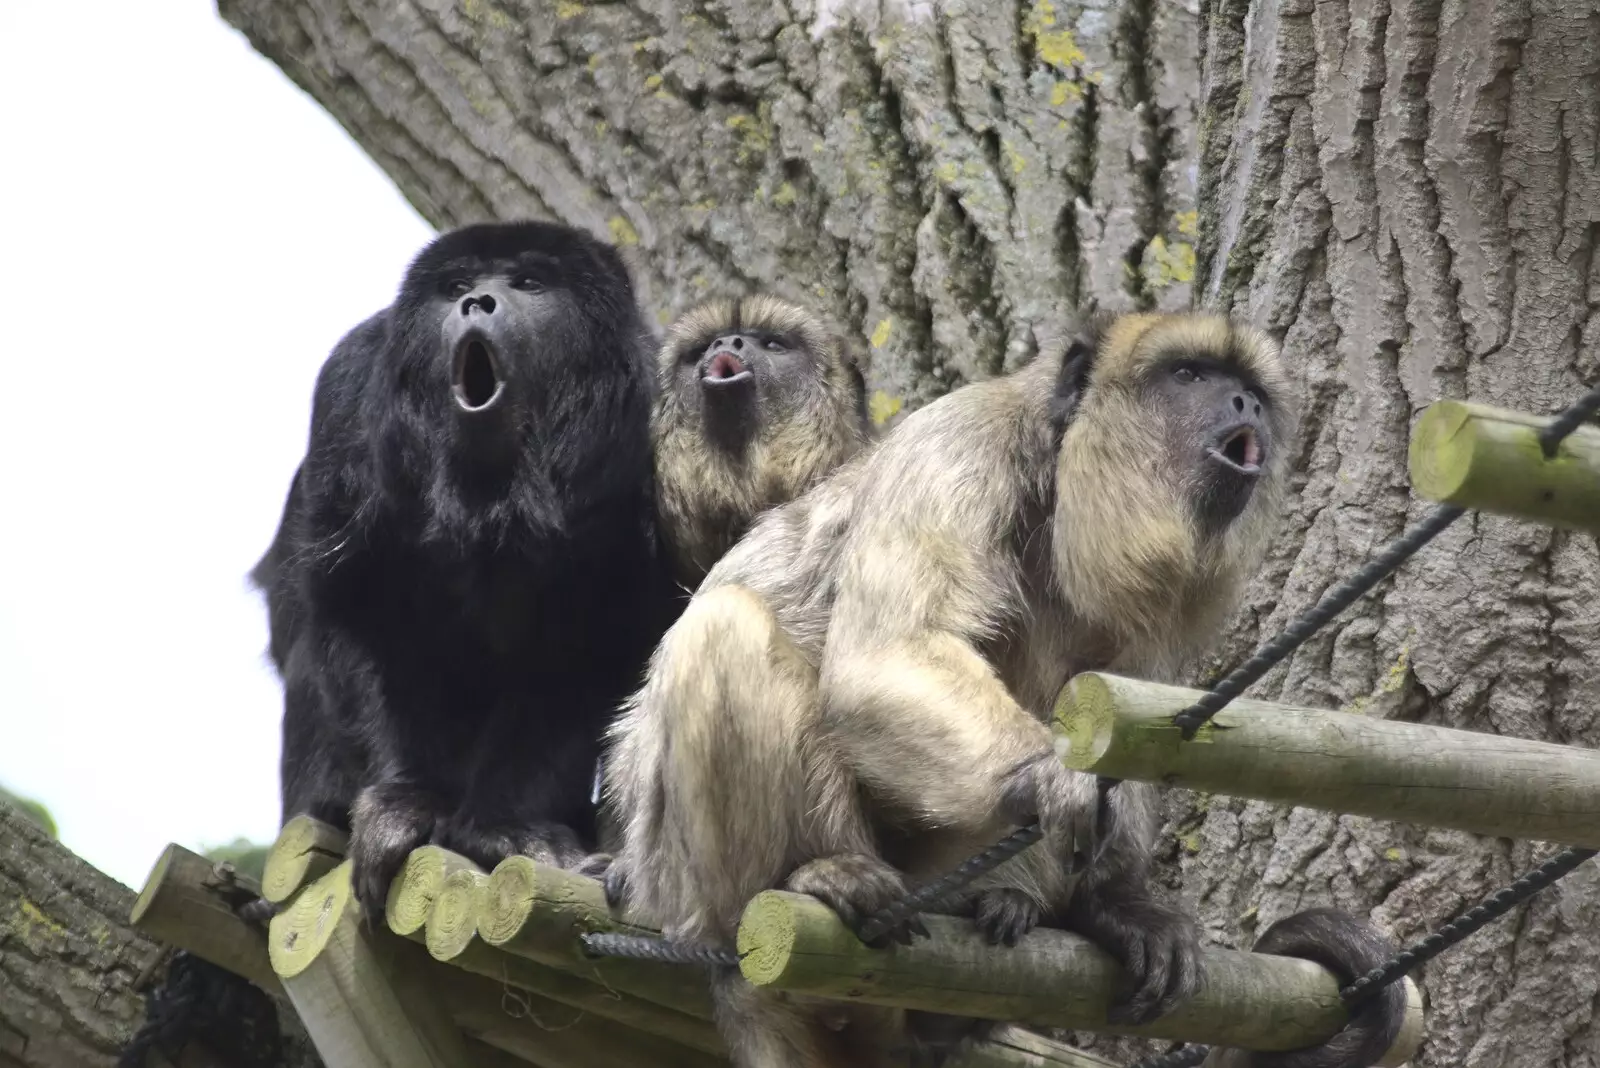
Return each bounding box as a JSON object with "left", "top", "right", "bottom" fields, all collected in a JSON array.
[
  {"left": 575, "top": 851, "right": 614, "bottom": 880},
  {"left": 235, "top": 897, "right": 279, "bottom": 930},
  {"left": 784, "top": 853, "right": 928, "bottom": 948},
  {"left": 349, "top": 783, "right": 439, "bottom": 928},
  {"left": 441, "top": 818, "right": 589, "bottom": 873},
  {"left": 1068, "top": 885, "right": 1201, "bottom": 1025},
  {"left": 973, "top": 888, "right": 1044, "bottom": 947}
]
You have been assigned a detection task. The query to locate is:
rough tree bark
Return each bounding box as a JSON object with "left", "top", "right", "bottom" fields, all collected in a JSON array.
[
  {"left": 218, "top": 0, "right": 1600, "bottom": 1065},
  {"left": 0, "top": 806, "right": 319, "bottom": 1068}
]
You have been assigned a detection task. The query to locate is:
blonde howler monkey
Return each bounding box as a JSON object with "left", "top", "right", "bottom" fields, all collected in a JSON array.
[{"left": 601, "top": 313, "right": 1407, "bottom": 1068}]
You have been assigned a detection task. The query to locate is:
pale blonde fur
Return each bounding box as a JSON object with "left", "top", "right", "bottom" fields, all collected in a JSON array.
[
  {"left": 652, "top": 294, "right": 874, "bottom": 585},
  {"left": 604, "top": 312, "right": 1299, "bottom": 1068}
]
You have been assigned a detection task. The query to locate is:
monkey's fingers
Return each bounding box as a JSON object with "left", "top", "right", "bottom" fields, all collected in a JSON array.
[
  {"left": 1104, "top": 907, "right": 1202, "bottom": 1025},
  {"left": 973, "top": 888, "right": 1043, "bottom": 948},
  {"left": 784, "top": 852, "right": 925, "bottom": 948},
  {"left": 601, "top": 861, "right": 630, "bottom": 910},
  {"left": 574, "top": 851, "right": 614, "bottom": 880}
]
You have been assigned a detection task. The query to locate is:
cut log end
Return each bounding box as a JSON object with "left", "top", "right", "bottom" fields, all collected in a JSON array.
[
  {"left": 478, "top": 854, "right": 540, "bottom": 946},
  {"left": 269, "top": 861, "right": 352, "bottom": 980},
  {"left": 426, "top": 868, "right": 487, "bottom": 962},
  {"left": 262, "top": 814, "right": 349, "bottom": 905}
]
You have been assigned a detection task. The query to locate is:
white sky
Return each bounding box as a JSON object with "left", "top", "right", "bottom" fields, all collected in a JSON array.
[{"left": 0, "top": 2, "right": 433, "bottom": 889}]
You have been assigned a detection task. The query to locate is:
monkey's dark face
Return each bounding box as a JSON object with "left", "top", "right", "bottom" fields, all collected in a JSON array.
[
  {"left": 387, "top": 222, "right": 644, "bottom": 470},
  {"left": 674, "top": 327, "right": 820, "bottom": 448},
  {"left": 1148, "top": 358, "right": 1273, "bottom": 531}
]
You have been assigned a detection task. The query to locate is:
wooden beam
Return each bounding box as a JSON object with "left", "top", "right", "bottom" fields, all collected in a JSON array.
[
  {"left": 476, "top": 855, "right": 717, "bottom": 1021},
  {"left": 387, "top": 845, "right": 480, "bottom": 937},
  {"left": 1408, "top": 399, "right": 1600, "bottom": 532},
  {"left": 269, "top": 861, "right": 475, "bottom": 1068},
  {"left": 262, "top": 814, "right": 349, "bottom": 905},
  {"left": 1053, "top": 672, "right": 1600, "bottom": 848},
  {"left": 129, "top": 843, "right": 283, "bottom": 997},
  {"left": 736, "top": 891, "right": 1423, "bottom": 1065}
]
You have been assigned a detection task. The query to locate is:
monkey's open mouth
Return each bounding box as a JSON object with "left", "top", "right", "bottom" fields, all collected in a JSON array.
[
  {"left": 702, "top": 351, "right": 754, "bottom": 387},
  {"left": 1207, "top": 425, "right": 1264, "bottom": 475},
  {"left": 452, "top": 335, "right": 506, "bottom": 413}
]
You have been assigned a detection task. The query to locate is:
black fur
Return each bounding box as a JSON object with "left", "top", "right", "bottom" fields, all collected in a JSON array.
[{"left": 252, "top": 221, "right": 679, "bottom": 923}]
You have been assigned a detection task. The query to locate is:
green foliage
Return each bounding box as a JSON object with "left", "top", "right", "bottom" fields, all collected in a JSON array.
[
  {"left": 202, "top": 837, "right": 272, "bottom": 882},
  {"left": 0, "top": 783, "right": 58, "bottom": 839}
]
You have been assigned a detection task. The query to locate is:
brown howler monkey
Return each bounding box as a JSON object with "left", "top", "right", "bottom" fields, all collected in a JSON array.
[
  {"left": 651, "top": 294, "right": 875, "bottom": 587},
  {"left": 603, "top": 314, "right": 1395, "bottom": 1068}
]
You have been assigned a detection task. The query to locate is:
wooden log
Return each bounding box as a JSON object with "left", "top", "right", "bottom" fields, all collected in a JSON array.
[
  {"left": 387, "top": 845, "right": 480, "bottom": 937},
  {"left": 438, "top": 962, "right": 725, "bottom": 1068},
  {"left": 269, "top": 861, "right": 476, "bottom": 1068},
  {"left": 390, "top": 883, "right": 722, "bottom": 1053},
  {"left": 736, "top": 891, "right": 1423, "bottom": 1065},
  {"left": 1408, "top": 399, "right": 1600, "bottom": 532},
  {"left": 262, "top": 814, "right": 349, "bottom": 904},
  {"left": 477, "top": 855, "right": 716, "bottom": 1020},
  {"left": 129, "top": 843, "right": 283, "bottom": 997},
  {"left": 1053, "top": 671, "right": 1600, "bottom": 848},
  {"left": 425, "top": 867, "right": 490, "bottom": 962},
  {"left": 964, "top": 1027, "right": 1119, "bottom": 1068}
]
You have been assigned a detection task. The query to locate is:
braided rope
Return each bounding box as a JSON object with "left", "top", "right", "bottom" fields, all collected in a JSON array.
[
  {"left": 1128, "top": 845, "right": 1600, "bottom": 1068},
  {"left": 580, "top": 932, "right": 740, "bottom": 967},
  {"left": 1170, "top": 502, "right": 1465, "bottom": 739}
]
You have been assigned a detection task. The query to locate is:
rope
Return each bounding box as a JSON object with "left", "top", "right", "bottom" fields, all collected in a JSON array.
[
  {"left": 1170, "top": 502, "right": 1465, "bottom": 739},
  {"left": 856, "top": 824, "right": 1046, "bottom": 945},
  {"left": 1538, "top": 381, "right": 1600, "bottom": 456},
  {"left": 580, "top": 932, "right": 740, "bottom": 967},
  {"left": 1127, "top": 845, "right": 1600, "bottom": 1068}
]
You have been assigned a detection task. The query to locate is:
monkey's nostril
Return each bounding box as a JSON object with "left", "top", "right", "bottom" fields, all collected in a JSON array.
[
  {"left": 480, "top": 294, "right": 496, "bottom": 314},
  {"left": 1232, "top": 395, "right": 1245, "bottom": 412},
  {"left": 732, "top": 337, "right": 744, "bottom": 350}
]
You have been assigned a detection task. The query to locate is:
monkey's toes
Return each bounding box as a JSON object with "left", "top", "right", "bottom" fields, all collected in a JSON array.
[
  {"left": 1105, "top": 916, "right": 1201, "bottom": 1026},
  {"left": 235, "top": 897, "right": 279, "bottom": 930},
  {"left": 601, "top": 860, "right": 631, "bottom": 910},
  {"left": 784, "top": 853, "right": 925, "bottom": 948},
  {"left": 574, "top": 851, "right": 614, "bottom": 880},
  {"left": 973, "top": 888, "right": 1043, "bottom": 948}
]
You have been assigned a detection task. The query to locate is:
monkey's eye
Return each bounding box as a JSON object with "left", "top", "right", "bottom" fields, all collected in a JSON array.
[
  {"left": 512, "top": 274, "right": 544, "bottom": 292},
  {"left": 763, "top": 339, "right": 786, "bottom": 352},
  {"left": 445, "top": 279, "right": 472, "bottom": 299},
  {"left": 1171, "top": 364, "right": 1204, "bottom": 384}
]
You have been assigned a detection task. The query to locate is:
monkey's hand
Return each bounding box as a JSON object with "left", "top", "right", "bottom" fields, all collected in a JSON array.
[
  {"left": 1066, "top": 878, "right": 1201, "bottom": 1026},
  {"left": 784, "top": 853, "right": 929, "bottom": 948},
  {"left": 998, "top": 752, "right": 1097, "bottom": 866},
  {"left": 440, "top": 818, "right": 589, "bottom": 873},
  {"left": 972, "top": 888, "right": 1045, "bottom": 947},
  {"left": 349, "top": 782, "right": 440, "bottom": 928}
]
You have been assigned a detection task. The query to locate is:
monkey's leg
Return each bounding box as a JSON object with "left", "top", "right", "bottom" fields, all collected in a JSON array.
[
  {"left": 437, "top": 694, "right": 603, "bottom": 872},
  {"left": 1064, "top": 778, "right": 1200, "bottom": 1025},
  {"left": 823, "top": 635, "right": 1098, "bottom": 885},
  {"left": 608, "top": 584, "right": 883, "bottom": 943},
  {"left": 607, "top": 585, "right": 900, "bottom": 1068}
]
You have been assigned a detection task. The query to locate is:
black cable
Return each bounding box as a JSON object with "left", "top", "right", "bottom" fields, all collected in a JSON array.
[
  {"left": 1171, "top": 502, "right": 1465, "bottom": 739},
  {"left": 580, "top": 932, "right": 740, "bottom": 967},
  {"left": 1341, "top": 845, "right": 1597, "bottom": 1003},
  {"left": 855, "top": 823, "right": 1046, "bottom": 945},
  {"left": 1538, "top": 381, "right": 1600, "bottom": 457},
  {"left": 1126, "top": 845, "right": 1600, "bottom": 1068}
]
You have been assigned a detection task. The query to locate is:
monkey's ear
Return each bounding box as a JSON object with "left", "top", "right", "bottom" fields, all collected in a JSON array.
[{"left": 1048, "top": 327, "right": 1102, "bottom": 436}]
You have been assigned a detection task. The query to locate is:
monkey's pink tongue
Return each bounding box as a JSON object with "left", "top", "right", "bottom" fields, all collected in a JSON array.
[{"left": 707, "top": 351, "right": 747, "bottom": 379}]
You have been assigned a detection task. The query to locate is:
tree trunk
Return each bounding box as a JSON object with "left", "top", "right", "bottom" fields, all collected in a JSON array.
[
  {"left": 216, "top": 1, "right": 1600, "bottom": 1065},
  {"left": 0, "top": 806, "right": 319, "bottom": 1068}
]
